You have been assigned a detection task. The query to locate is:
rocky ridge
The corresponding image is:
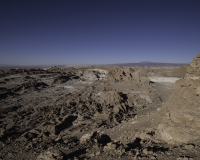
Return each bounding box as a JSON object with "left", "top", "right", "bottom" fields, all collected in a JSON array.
[{"left": 158, "top": 53, "right": 200, "bottom": 143}]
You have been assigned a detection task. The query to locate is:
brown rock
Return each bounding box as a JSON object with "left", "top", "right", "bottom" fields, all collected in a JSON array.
[
  {"left": 158, "top": 53, "right": 200, "bottom": 143},
  {"left": 184, "top": 144, "right": 195, "bottom": 150},
  {"left": 142, "top": 148, "right": 148, "bottom": 155},
  {"left": 37, "top": 148, "right": 65, "bottom": 160},
  {"left": 196, "top": 87, "right": 200, "bottom": 95},
  {"left": 80, "top": 132, "right": 93, "bottom": 143}
]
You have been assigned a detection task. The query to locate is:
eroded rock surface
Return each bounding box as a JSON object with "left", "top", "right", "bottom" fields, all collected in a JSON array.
[
  {"left": 1, "top": 60, "right": 199, "bottom": 159},
  {"left": 158, "top": 53, "right": 200, "bottom": 143}
]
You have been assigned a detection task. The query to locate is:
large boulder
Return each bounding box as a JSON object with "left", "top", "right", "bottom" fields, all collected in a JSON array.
[{"left": 158, "top": 53, "right": 200, "bottom": 143}]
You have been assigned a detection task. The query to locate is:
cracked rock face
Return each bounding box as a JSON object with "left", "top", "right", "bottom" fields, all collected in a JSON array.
[
  {"left": 186, "top": 53, "right": 200, "bottom": 78},
  {"left": 158, "top": 53, "right": 200, "bottom": 143}
]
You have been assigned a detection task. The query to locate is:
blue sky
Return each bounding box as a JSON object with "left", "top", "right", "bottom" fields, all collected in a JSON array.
[{"left": 0, "top": 0, "right": 200, "bottom": 65}]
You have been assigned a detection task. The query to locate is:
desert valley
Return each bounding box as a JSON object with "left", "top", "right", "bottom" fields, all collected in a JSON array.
[{"left": 0, "top": 54, "right": 200, "bottom": 160}]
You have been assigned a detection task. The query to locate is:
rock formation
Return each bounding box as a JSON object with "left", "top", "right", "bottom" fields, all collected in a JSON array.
[
  {"left": 158, "top": 53, "right": 200, "bottom": 143},
  {"left": 1, "top": 61, "right": 196, "bottom": 159}
]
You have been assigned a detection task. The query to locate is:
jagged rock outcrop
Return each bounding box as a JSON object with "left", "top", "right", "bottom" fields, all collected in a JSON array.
[
  {"left": 186, "top": 54, "right": 200, "bottom": 78},
  {"left": 158, "top": 53, "right": 200, "bottom": 143}
]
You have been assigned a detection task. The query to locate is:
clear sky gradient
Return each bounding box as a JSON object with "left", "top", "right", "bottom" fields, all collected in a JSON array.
[{"left": 0, "top": 0, "right": 200, "bottom": 65}]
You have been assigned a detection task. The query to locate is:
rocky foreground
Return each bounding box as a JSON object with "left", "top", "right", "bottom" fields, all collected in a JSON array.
[{"left": 1, "top": 55, "right": 199, "bottom": 160}]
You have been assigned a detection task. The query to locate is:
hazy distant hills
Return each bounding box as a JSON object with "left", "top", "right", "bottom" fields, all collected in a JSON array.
[
  {"left": 112, "top": 61, "right": 188, "bottom": 67},
  {"left": 0, "top": 61, "right": 189, "bottom": 69}
]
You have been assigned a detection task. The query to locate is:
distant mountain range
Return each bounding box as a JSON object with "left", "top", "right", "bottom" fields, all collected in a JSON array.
[
  {"left": 0, "top": 61, "right": 189, "bottom": 69},
  {"left": 111, "top": 61, "right": 188, "bottom": 67}
]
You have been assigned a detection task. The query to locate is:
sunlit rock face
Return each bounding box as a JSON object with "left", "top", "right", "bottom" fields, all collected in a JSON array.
[
  {"left": 158, "top": 53, "right": 200, "bottom": 143},
  {"left": 186, "top": 53, "right": 200, "bottom": 78}
]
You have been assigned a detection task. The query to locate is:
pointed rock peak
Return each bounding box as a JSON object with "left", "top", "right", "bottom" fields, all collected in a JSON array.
[{"left": 186, "top": 53, "right": 200, "bottom": 78}]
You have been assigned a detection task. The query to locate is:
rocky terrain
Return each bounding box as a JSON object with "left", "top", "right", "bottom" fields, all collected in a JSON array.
[
  {"left": 157, "top": 54, "right": 200, "bottom": 143},
  {"left": 1, "top": 55, "right": 200, "bottom": 160}
]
